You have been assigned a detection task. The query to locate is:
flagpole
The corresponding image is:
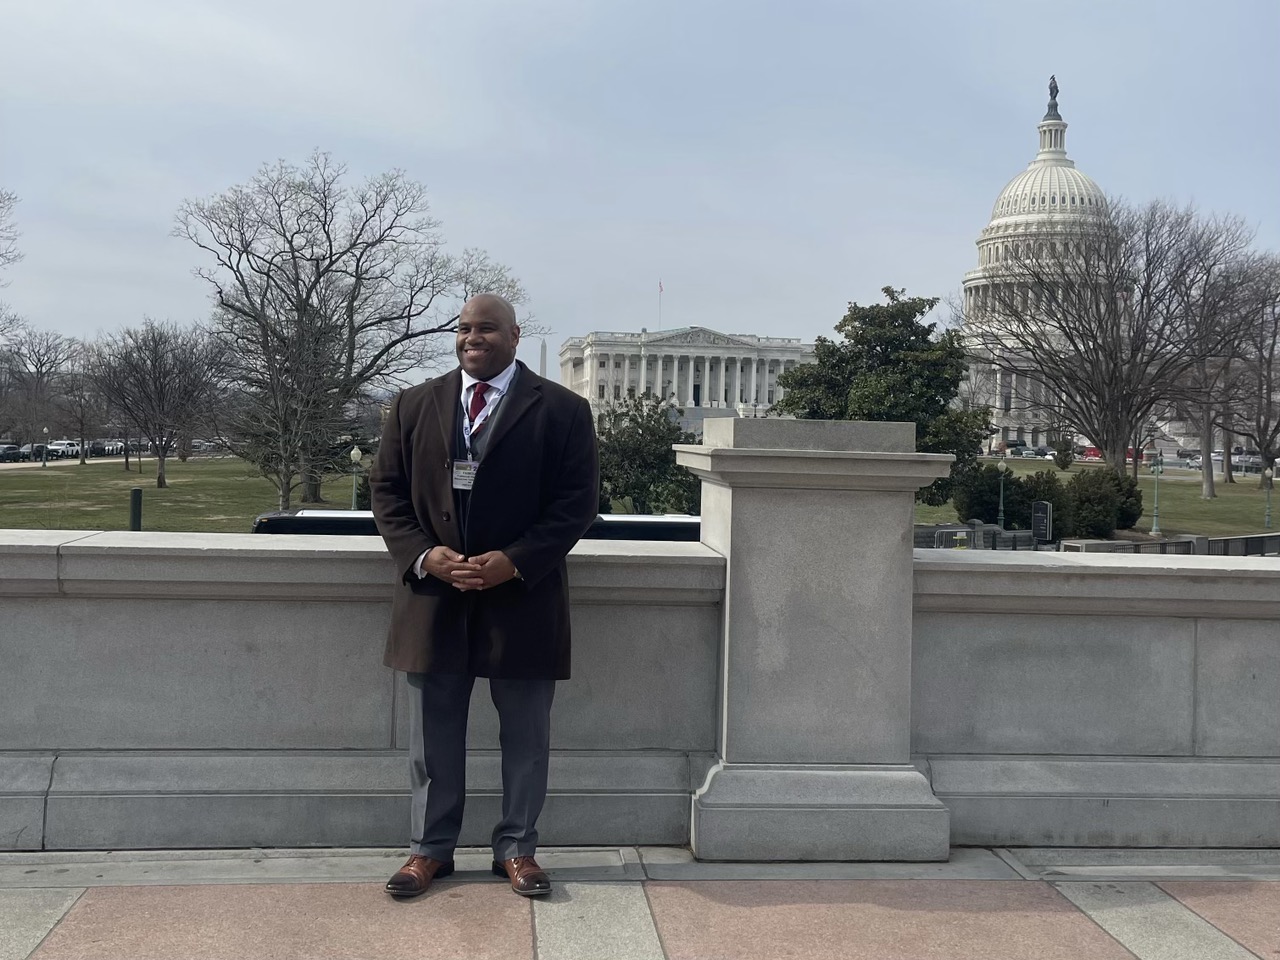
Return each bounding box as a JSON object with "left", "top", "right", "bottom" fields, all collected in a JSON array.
[{"left": 658, "top": 279, "right": 663, "bottom": 331}]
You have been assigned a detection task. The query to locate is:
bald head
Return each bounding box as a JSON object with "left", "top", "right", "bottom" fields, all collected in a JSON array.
[
  {"left": 460, "top": 293, "right": 518, "bottom": 329},
  {"left": 456, "top": 293, "right": 520, "bottom": 380}
]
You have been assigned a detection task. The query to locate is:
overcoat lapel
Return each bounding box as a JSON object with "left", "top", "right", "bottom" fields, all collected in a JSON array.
[
  {"left": 420, "top": 369, "right": 464, "bottom": 553},
  {"left": 427, "top": 369, "right": 462, "bottom": 460},
  {"left": 478, "top": 363, "right": 542, "bottom": 457}
]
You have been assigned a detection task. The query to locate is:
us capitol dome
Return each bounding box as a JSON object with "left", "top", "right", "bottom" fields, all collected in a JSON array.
[{"left": 962, "top": 76, "right": 1107, "bottom": 451}]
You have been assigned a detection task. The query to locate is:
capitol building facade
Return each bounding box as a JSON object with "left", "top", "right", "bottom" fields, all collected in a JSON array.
[
  {"left": 559, "top": 327, "right": 814, "bottom": 432},
  {"left": 961, "top": 78, "right": 1108, "bottom": 451}
]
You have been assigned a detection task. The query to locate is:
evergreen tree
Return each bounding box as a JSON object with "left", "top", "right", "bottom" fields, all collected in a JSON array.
[
  {"left": 596, "top": 395, "right": 700, "bottom": 515},
  {"left": 776, "top": 287, "right": 989, "bottom": 503}
]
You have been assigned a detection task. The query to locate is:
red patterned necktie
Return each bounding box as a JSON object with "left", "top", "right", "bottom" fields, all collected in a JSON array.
[{"left": 468, "top": 382, "right": 490, "bottom": 431}]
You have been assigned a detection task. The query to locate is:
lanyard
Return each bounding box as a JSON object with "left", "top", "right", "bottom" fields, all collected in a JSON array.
[{"left": 461, "top": 386, "right": 501, "bottom": 461}]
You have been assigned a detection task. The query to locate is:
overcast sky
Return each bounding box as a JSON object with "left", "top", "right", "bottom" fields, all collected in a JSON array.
[{"left": 2, "top": 0, "right": 1277, "bottom": 373}]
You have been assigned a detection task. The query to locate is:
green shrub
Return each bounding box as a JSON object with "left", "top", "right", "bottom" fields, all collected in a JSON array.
[
  {"left": 952, "top": 464, "right": 1031, "bottom": 528},
  {"left": 1052, "top": 448, "right": 1074, "bottom": 470},
  {"left": 1067, "top": 469, "right": 1119, "bottom": 538},
  {"left": 1113, "top": 472, "right": 1143, "bottom": 529}
]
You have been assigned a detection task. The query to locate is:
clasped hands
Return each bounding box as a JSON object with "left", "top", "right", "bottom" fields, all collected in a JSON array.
[{"left": 424, "top": 546, "right": 517, "bottom": 591}]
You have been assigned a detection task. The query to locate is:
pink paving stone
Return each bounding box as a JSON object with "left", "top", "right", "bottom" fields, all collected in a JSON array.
[
  {"left": 1160, "top": 882, "right": 1280, "bottom": 959},
  {"left": 31, "top": 882, "right": 532, "bottom": 960},
  {"left": 645, "top": 880, "right": 1136, "bottom": 960}
]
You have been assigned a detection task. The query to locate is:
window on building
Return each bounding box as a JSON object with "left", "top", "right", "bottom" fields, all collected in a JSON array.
[
  {"left": 614, "top": 361, "right": 621, "bottom": 369},
  {"left": 767, "top": 390, "right": 774, "bottom": 404},
  {"left": 598, "top": 360, "right": 606, "bottom": 368},
  {"left": 1016, "top": 429, "right": 1025, "bottom": 444},
  {"left": 1001, "top": 427, "right": 1010, "bottom": 442},
  {"left": 613, "top": 384, "right": 621, "bottom": 399},
  {"left": 597, "top": 384, "right": 605, "bottom": 399},
  {"left": 627, "top": 387, "right": 635, "bottom": 398}
]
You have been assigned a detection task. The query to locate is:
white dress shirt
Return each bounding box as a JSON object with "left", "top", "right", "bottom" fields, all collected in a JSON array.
[
  {"left": 460, "top": 359, "right": 518, "bottom": 434},
  {"left": 414, "top": 360, "right": 519, "bottom": 578}
]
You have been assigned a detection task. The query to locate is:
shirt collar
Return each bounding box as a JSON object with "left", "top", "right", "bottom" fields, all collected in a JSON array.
[{"left": 461, "top": 360, "right": 518, "bottom": 397}]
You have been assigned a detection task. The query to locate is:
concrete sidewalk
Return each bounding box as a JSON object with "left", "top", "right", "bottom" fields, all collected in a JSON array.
[{"left": 2, "top": 847, "right": 1276, "bottom": 959}]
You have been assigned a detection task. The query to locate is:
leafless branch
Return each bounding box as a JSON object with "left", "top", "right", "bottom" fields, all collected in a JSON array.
[
  {"left": 964, "top": 197, "right": 1258, "bottom": 471},
  {"left": 173, "top": 152, "right": 528, "bottom": 507}
]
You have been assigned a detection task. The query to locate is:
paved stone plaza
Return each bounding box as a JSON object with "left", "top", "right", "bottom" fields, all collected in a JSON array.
[{"left": 2, "top": 847, "right": 1276, "bottom": 959}]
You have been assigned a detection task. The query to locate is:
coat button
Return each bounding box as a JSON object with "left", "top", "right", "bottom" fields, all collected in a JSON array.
[{"left": 442, "top": 512, "right": 451, "bottom": 522}]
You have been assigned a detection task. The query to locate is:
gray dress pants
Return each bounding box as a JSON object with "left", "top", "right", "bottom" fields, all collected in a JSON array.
[{"left": 406, "top": 672, "right": 556, "bottom": 862}]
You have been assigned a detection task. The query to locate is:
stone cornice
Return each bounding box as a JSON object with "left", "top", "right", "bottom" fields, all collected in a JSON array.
[
  {"left": 914, "top": 550, "right": 1280, "bottom": 618},
  {"left": 0, "top": 531, "right": 724, "bottom": 605},
  {"left": 675, "top": 447, "right": 954, "bottom": 492}
]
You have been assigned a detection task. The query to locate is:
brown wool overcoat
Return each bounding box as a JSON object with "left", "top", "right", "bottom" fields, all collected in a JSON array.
[{"left": 370, "top": 362, "right": 599, "bottom": 679}]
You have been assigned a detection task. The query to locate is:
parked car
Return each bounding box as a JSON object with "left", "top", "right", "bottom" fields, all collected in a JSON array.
[
  {"left": 1187, "top": 456, "right": 1203, "bottom": 470},
  {"left": 47, "top": 441, "right": 79, "bottom": 459},
  {"left": 1019, "top": 448, "right": 1042, "bottom": 459},
  {"left": 0, "top": 444, "right": 20, "bottom": 462},
  {"left": 18, "top": 443, "right": 47, "bottom": 461}
]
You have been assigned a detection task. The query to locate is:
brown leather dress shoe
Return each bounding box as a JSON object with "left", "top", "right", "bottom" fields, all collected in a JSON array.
[
  {"left": 385, "top": 855, "right": 454, "bottom": 898},
  {"left": 492, "top": 855, "right": 552, "bottom": 896}
]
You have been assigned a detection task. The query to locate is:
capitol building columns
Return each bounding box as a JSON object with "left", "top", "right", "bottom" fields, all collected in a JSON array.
[{"left": 559, "top": 328, "right": 816, "bottom": 435}]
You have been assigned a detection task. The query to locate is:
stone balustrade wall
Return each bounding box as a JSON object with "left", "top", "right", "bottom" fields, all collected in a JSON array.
[
  {"left": 2, "top": 423, "right": 1277, "bottom": 857},
  {"left": 1, "top": 533, "right": 724, "bottom": 850}
]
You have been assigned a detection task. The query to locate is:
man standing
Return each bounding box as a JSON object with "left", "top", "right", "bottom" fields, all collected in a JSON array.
[{"left": 370, "top": 293, "right": 599, "bottom": 899}]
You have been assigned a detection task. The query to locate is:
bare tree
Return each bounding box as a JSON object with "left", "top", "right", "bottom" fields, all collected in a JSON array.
[
  {"left": 2, "top": 324, "right": 73, "bottom": 445},
  {"left": 92, "top": 320, "right": 222, "bottom": 488},
  {"left": 0, "top": 191, "right": 26, "bottom": 369},
  {"left": 1169, "top": 216, "right": 1257, "bottom": 497},
  {"left": 174, "top": 152, "right": 530, "bottom": 508},
  {"left": 0, "top": 335, "right": 17, "bottom": 441},
  {"left": 1222, "top": 255, "right": 1280, "bottom": 482},
  {"left": 0, "top": 311, "right": 19, "bottom": 346},
  {"left": 54, "top": 342, "right": 107, "bottom": 464},
  {"left": 0, "top": 190, "right": 20, "bottom": 276},
  {"left": 966, "top": 199, "right": 1255, "bottom": 473}
]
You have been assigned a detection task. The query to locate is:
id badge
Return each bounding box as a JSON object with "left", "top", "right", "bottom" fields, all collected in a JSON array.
[{"left": 451, "top": 460, "right": 479, "bottom": 490}]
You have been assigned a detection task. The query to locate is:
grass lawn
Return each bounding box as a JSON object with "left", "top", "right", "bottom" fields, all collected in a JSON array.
[
  {"left": 0, "top": 457, "right": 359, "bottom": 533},
  {"left": 914, "top": 459, "right": 1276, "bottom": 538},
  {"left": 2, "top": 453, "right": 1273, "bottom": 539}
]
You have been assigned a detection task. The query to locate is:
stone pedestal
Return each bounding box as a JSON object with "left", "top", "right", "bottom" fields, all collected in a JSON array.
[{"left": 675, "top": 419, "right": 954, "bottom": 861}]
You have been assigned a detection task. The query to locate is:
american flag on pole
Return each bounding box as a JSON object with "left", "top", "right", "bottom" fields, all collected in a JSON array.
[{"left": 659, "top": 280, "right": 663, "bottom": 294}]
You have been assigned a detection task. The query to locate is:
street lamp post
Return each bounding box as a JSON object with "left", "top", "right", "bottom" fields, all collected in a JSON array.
[
  {"left": 1150, "top": 451, "right": 1164, "bottom": 536},
  {"left": 1265, "top": 467, "right": 1274, "bottom": 531},
  {"left": 997, "top": 464, "right": 1008, "bottom": 530},
  {"left": 350, "top": 446, "right": 363, "bottom": 510},
  {"left": 41, "top": 426, "right": 49, "bottom": 468}
]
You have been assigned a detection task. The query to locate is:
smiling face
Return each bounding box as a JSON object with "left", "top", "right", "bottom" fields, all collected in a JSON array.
[{"left": 455, "top": 294, "right": 520, "bottom": 381}]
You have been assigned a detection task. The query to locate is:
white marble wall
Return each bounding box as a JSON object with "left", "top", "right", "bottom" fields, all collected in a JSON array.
[{"left": 3, "top": 496, "right": 1280, "bottom": 852}]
